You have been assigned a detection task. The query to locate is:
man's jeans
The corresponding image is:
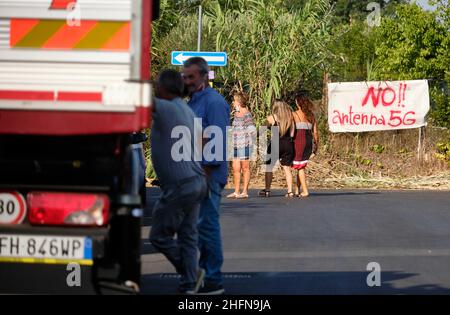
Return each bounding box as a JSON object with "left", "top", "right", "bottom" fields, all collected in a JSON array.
[
  {"left": 150, "top": 176, "right": 207, "bottom": 288},
  {"left": 198, "top": 179, "right": 225, "bottom": 285}
]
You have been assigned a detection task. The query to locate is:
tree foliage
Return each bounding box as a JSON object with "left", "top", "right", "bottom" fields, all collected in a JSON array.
[
  {"left": 151, "top": 0, "right": 450, "bottom": 128},
  {"left": 371, "top": 3, "right": 449, "bottom": 127},
  {"left": 152, "top": 0, "right": 334, "bottom": 124},
  {"left": 327, "top": 20, "right": 376, "bottom": 82},
  {"left": 207, "top": 0, "right": 334, "bottom": 123},
  {"left": 330, "top": 0, "right": 407, "bottom": 24}
]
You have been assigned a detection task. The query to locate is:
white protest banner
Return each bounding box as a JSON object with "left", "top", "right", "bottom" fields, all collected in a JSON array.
[{"left": 328, "top": 80, "right": 430, "bottom": 133}]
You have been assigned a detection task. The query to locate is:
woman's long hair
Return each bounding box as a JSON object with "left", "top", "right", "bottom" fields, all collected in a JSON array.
[
  {"left": 295, "top": 94, "right": 315, "bottom": 124},
  {"left": 233, "top": 92, "right": 249, "bottom": 108},
  {"left": 272, "top": 101, "right": 293, "bottom": 137}
]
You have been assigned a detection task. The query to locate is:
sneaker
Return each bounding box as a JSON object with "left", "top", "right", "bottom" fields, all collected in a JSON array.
[
  {"left": 197, "top": 282, "right": 225, "bottom": 295},
  {"left": 177, "top": 287, "right": 196, "bottom": 295},
  {"left": 193, "top": 268, "right": 206, "bottom": 293},
  {"left": 177, "top": 269, "right": 206, "bottom": 295}
]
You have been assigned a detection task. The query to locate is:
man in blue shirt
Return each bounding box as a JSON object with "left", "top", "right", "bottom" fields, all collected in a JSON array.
[{"left": 183, "top": 57, "right": 230, "bottom": 295}]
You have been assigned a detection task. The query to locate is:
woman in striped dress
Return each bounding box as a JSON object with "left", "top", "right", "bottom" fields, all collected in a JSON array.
[
  {"left": 292, "top": 94, "right": 319, "bottom": 197},
  {"left": 227, "top": 92, "right": 256, "bottom": 199}
]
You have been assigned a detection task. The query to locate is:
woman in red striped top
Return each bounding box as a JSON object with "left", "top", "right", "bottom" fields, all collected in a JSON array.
[{"left": 292, "top": 93, "right": 319, "bottom": 197}]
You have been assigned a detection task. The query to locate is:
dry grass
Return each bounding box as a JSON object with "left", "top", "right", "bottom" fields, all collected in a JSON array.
[{"left": 231, "top": 160, "right": 450, "bottom": 191}]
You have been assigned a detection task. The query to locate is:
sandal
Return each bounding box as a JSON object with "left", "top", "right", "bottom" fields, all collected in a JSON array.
[
  {"left": 226, "top": 192, "right": 239, "bottom": 198},
  {"left": 258, "top": 189, "right": 271, "bottom": 197},
  {"left": 285, "top": 192, "right": 294, "bottom": 198},
  {"left": 237, "top": 192, "right": 249, "bottom": 199}
]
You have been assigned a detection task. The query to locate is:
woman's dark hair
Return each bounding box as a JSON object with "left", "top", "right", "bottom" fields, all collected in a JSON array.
[
  {"left": 233, "top": 92, "right": 249, "bottom": 108},
  {"left": 157, "top": 69, "right": 184, "bottom": 97},
  {"left": 294, "top": 93, "right": 315, "bottom": 124}
]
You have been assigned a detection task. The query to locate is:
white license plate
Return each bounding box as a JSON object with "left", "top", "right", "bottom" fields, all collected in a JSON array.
[{"left": 0, "top": 234, "right": 92, "bottom": 264}]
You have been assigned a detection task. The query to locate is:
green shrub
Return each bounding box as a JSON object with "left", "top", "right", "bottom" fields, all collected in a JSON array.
[
  {"left": 371, "top": 144, "right": 385, "bottom": 154},
  {"left": 430, "top": 88, "right": 450, "bottom": 129},
  {"left": 435, "top": 141, "right": 450, "bottom": 166}
]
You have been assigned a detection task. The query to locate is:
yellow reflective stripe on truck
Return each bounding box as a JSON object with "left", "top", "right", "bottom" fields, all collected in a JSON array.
[
  {"left": 10, "top": 19, "right": 130, "bottom": 51},
  {"left": 74, "top": 22, "right": 127, "bottom": 50},
  {"left": 14, "top": 20, "right": 65, "bottom": 48},
  {"left": 0, "top": 257, "right": 94, "bottom": 266}
]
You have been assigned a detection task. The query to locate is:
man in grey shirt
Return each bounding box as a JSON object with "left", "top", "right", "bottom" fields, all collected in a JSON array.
[{"left": 149, "top": 69, "right": 207, "bottom": 294}]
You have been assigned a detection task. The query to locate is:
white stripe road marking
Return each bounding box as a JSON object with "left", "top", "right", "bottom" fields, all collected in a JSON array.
[
  {"left": 142, "top": 249, "right": 450, "bottom": 260},
  {"left": 223, "top": 249, "right": 450, "bottom": 259}
]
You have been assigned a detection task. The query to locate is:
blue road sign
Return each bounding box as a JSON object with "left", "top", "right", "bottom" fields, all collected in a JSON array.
[{"left": 171, "top": 51, "right": 227, "bottom": 67}]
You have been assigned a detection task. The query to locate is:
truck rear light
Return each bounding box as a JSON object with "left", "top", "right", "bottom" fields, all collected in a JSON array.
[{"left": 27, "top": 192, "right": 109, "bottom": 227}]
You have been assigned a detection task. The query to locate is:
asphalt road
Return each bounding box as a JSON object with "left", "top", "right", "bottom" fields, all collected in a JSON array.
[{"left": 141, "top": 188, "right": 450, "bottom": 295}]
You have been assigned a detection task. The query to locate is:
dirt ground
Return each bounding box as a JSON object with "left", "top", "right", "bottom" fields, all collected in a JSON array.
[{"left": 233, "top": 161, "right": 450, "bottom": 191}]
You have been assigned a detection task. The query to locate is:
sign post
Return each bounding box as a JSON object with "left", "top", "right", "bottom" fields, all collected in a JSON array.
[
  {"left": 197, "top": 5, "right": 202, "bottom": 52},
  {"left": 417, "top": 126, "right": 425, "bottom": 161}
]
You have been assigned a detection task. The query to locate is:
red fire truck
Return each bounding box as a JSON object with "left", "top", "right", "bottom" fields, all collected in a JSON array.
[{"left": 0, "top": 0, "right": 159, "bottom": 294}]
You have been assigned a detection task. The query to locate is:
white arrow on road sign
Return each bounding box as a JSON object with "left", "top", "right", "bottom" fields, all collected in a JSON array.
[{"left": 171, "top": 51, "right": 227, "bottom": 67}]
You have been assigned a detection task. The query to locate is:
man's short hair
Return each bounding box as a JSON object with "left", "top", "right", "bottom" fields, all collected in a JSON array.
[
  {"left": 183, "top": 57, "right": 209, "bottom": 75},
  {"left": 157, "top": 69, "right": 184, "bottom": 97}
]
